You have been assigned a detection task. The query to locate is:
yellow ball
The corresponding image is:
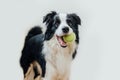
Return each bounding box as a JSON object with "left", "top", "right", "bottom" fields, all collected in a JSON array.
[{"left": 63, "top": 33, "right": 76, "bottom": 42}]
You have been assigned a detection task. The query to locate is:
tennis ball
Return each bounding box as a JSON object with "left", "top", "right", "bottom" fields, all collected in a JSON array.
[{"left": 63, "top": 33, "right": 76, "bottom": 42}]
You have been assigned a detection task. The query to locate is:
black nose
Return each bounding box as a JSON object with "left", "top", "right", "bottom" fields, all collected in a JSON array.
[{"left": 62, "top": 27, "right": 69, "bottom": 33}]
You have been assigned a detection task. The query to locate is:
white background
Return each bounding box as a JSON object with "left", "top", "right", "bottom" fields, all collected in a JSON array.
[{"left": 0, "top": 0, "right": 120, "bottom": 80}]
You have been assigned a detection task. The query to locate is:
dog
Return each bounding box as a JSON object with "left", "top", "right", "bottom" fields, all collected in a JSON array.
[{"left": 20, "top": 11, "right": 81, "bottom": 80}]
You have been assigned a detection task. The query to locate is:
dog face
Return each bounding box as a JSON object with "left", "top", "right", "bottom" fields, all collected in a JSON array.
[{"left": 43, "top": 11, "right": 81, "bottom": 47}]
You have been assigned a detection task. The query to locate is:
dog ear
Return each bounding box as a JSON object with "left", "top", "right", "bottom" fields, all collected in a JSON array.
[
  {"left": 43, "top": 11, "right": 57, "bottom": 40},
  {"left": 69, "top": 13, "right": 81, "bottom": 25},
  {"left": 43, "top": 11, "right": 57, "bottom": 24}
]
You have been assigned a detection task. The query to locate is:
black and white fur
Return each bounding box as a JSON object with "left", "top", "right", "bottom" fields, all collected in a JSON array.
[{"left": 20, "top": 11, "right": 81, "bottom": 80}]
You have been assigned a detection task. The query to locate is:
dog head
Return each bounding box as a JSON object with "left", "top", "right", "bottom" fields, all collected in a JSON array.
[{"left": 43, "top": 11, "right": 81, "bottom": 47}]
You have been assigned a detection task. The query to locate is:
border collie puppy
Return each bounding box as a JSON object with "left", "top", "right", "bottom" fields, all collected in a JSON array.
[{"left": 20, "top": 11, "right": 81, "bottom": 80}]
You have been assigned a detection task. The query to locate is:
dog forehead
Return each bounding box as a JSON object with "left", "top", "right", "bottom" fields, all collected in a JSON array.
[{"left": 58, "top": 13, "right": 67, "bottom": 21}]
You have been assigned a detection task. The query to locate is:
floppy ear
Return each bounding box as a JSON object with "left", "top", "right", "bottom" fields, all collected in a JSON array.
[
  {"left": 43, "top": 11, "right": 57, "bottom": 40},
  {"left": 70, "top": 13, "right": 81, "bottom": 25},
  {"left": 43, "top": 11, "right": 57, "bottom": 24}
]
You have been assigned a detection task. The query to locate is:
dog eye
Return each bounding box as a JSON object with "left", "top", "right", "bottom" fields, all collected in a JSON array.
[
  {"left": 54, "top": 20, "right": 60, "bottom": 27},
  {"left": 67, "top": 20, "right": 72, "bottom": 26},
  {"left": 55, "top": 23, "right": 59, "bottom": 27}
]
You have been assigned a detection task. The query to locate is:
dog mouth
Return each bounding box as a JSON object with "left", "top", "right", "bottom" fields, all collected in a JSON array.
[{"left": 56, "top": 35, "right": 67, "bottom": 48}]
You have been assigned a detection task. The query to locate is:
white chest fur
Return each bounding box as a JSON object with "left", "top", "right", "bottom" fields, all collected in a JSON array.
[{"left": 42, "top": 37, "right": 77, "bottom": 80}]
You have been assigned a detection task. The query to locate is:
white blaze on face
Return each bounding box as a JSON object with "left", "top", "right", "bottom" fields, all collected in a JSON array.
[{"left": 55, "top": 13, "right": 73, "bottom": 36}]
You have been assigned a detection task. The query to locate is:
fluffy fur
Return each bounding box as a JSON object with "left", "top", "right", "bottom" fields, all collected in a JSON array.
[{"left": 20, "top": 11, "right": 81, "bottom": 80}]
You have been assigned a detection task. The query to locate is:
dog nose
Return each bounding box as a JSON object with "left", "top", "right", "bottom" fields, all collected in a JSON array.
[{"left": 62, "top": 27, "right": 69, "bottom": 33}]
